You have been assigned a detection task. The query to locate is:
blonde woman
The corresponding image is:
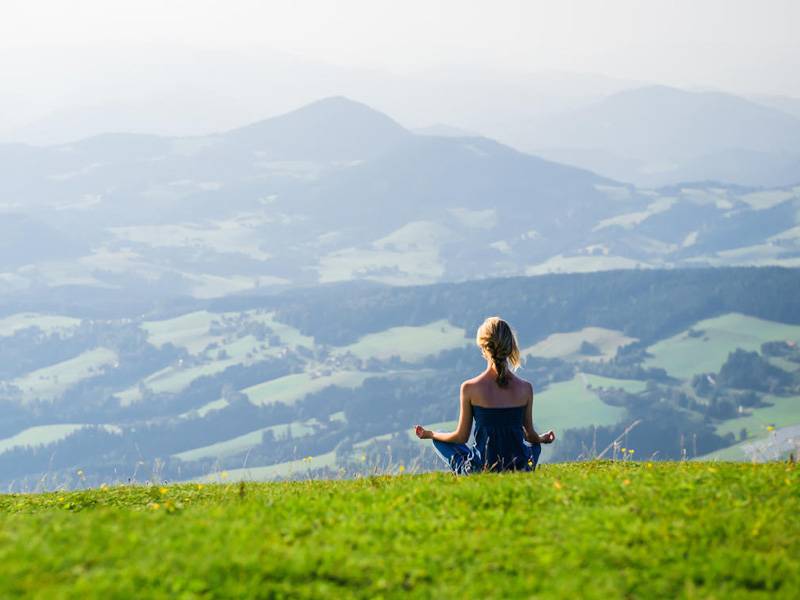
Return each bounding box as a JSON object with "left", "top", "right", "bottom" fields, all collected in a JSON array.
[{"left": 415, "top": 317, "right": 555, "bottom": 473}]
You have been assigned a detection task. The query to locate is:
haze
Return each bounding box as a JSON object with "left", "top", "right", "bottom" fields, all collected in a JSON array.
[{"left": 2, "top": 0, "right": 798, "bottom": 144}]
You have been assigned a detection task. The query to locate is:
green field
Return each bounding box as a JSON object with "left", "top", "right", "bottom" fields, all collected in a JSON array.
[
  {"left": 12, "top": 347, "right": 118, "bottom": 403},
  {"left": 0, "top": 424, "right": 121, "bottom": 456},
  {"left": 534, "top": 376, "right": 627, "bottom": 431},
  {"left": 0, "top": 312, "right": 80, "bottom": 338},
  {"left": 0, "top": 424, "right": 85, "bottom": 455},
  {"left": 244, "top": 371, "right": 376, "bottom": 407},
  {"left": 1, "top": 463, "right": 797, "bottom": 598},
  {"left": 715, "top": 395, "right": 800, "bottom": 441},
  {"left": 334, "top": 319, "right": 469, "bottom": 362},
  {"left": 118, "top": 332, "right": 298, "bottom": 405},
  {"left": 173, "top": 419, "right": 321, "bottom": 463},
  {"left": 525, "top": 254, "right": 645, "bottom": 276},
  {"left": 117, "top": 361, "right": 234, "bottom": 406},
  {"left": 582, "top": 373, "right": 648, "bottom": 394},
  {"left": 143, "top": 311, "right": 227, "bottom": 355},
  {"left": 143, "top": 310, "right": 314, "bottom": 356},
  {"left": 645, "top": 313, "right": 800, "bottom": 379},
  {"left": 523, "top": 327, "right": 637, "bottom": 361}
]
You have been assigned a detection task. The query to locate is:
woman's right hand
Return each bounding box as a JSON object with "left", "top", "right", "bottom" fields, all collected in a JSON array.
[{"left": 414, "top": 425, "right": 433, "bottom": 440}]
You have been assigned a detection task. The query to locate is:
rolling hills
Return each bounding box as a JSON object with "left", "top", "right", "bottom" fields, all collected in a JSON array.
[
  {"left": 1, "top": 267, "right": 799, "bottom": 489},
  {"left": 1, "top": 96, "right": 799, "bottom": 300}
]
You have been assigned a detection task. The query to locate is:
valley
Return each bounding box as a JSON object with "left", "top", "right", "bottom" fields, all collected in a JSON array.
[{"left": 1, "top": 267, "right": 799, "bottom": 489}]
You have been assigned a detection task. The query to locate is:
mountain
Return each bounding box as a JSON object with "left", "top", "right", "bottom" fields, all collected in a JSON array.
[
  {"left": 224, "top": 96, "right": 411, "bottom": 161},
  {"left": 750, "top": 94, "right": 800, "bottom": 121},
  {"left": 516, "top": 85, "right": 800, "bottom": 187},
  {"left": 1, "top": 96, "right": 799, "bottom": 299}
]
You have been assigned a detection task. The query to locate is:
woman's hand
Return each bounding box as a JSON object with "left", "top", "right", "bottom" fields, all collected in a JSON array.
[
  {"left": 538, "top": 430, "right": 556, "bottom": 444},
  {"left": 414, "top": 425, "right": 433, "bottom": 440}
]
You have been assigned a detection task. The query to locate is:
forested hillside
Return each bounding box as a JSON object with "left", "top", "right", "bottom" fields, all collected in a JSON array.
[{"left": 1, "top": 267, "right": 799, "bottom": 490}]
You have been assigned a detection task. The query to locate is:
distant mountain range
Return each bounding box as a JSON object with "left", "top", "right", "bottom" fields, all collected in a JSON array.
[
  {"left": 1, "top": 96, "right": 799, "bottom": 300},
  {"left": 515, "top": 85, "right": 800, "bottom": 187}
]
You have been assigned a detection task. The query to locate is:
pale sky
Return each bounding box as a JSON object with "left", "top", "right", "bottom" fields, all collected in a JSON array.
[
  {"left": 1, "top": 0, "right": 798, "bottom": 143},
  {"left": 2, "top": 0, "right": 798, "bottom": 94}
]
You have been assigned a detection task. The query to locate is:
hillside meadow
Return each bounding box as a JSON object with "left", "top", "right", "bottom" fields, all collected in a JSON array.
[{"left": 0, "top": 462, "right": 797, "bottom": 598}]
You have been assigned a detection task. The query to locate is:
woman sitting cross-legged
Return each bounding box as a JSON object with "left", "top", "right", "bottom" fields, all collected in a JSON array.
[{"left": 415, "top": 316, "right": 555, "bottom": 473}]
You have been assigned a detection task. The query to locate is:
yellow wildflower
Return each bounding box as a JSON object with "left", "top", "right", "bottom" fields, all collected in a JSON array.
[
  {"left": 767, "top": 425, "right": 776, "bottom": 432},
  {"left": 196, "top": 484, "right": 204, "bottom": 490},
  {"left": 220, "top": 471, "right": 229, "bottom": 480},
  {"left": 628, "top": 449, "right": 634, "bottom": 455},
  {"left": 150, "top": 502, "right": 160, "bottom": 510},
  {"left": 553, "top": 480, "right": 562, "bottom": 490},
  {"left": 159, "top": 487, "right": 168, "bottom": 495},
  {"left": 398, "top": 465, "right": 406, "bottom": 473},
  {"left": 623, "top": 479, "right": 630, "bottom": 486},
  {"left": 58, "top": 496, "right": 65, "bottom": 502}
]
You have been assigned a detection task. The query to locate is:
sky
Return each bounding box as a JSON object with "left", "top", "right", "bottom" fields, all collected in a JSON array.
[
  {"left": 1, "top": 0, "right": 798, "bottom": 142},
  {"left": 3, "top": 0, "right": 798, "bottom": 92}
]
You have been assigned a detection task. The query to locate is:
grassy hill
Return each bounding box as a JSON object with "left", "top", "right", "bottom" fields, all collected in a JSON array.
[{"left": 1, "top": 462, "right": 797, "bottom": 598}]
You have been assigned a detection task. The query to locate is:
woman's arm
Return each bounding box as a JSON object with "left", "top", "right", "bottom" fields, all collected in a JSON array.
[
  {"left": 522, "top": 382, "right": 555, "bottom": 444},
  {"left": 414, "top": 382, "right": 473, "bottom": 444}
]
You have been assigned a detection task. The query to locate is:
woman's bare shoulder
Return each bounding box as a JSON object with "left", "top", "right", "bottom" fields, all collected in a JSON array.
[
  {"left": 512, "top": 373, "right": 534, "bottom": 392},
  {"left": 462, "top": 373, "right": 485, "bottom": 388}
]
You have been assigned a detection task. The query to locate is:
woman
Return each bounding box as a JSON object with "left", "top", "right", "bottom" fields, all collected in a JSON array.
[{"left": 415, "top": 316, "right": 555, "bottom": 473}]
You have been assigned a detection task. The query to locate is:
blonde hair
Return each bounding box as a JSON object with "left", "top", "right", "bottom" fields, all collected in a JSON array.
[{"left": 476, "top": 316, "right": 520, "bottom": 388}]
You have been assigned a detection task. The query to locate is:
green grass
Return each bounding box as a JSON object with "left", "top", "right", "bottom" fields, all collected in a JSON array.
[
  {"left": 645, "top": 313, "right": 800, "bottom": 380},
  {"left": 1, "top": 463, "right": 797, "bottom": 598}
]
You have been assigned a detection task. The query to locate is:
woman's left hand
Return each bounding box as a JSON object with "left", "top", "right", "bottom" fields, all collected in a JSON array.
[{"left": 539, "top": 430, "right": 556, "bottom": 444}]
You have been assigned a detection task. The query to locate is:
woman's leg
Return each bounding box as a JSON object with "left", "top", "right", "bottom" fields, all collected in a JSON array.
[
  {"left": 529, "top": 442, "right": 542, "bottom": 470},
  {"left": 431, "top": 439, "right": 473, "bottom": 474}
]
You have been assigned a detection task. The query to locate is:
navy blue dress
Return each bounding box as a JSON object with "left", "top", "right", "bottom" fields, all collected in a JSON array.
[{"left": 431, "top": 405, "right": 541, "bottom": 474}]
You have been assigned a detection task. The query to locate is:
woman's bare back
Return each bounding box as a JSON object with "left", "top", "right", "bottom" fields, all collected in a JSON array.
[{"left": 465, "top": 370, "right": 532, "bottom": 409}]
